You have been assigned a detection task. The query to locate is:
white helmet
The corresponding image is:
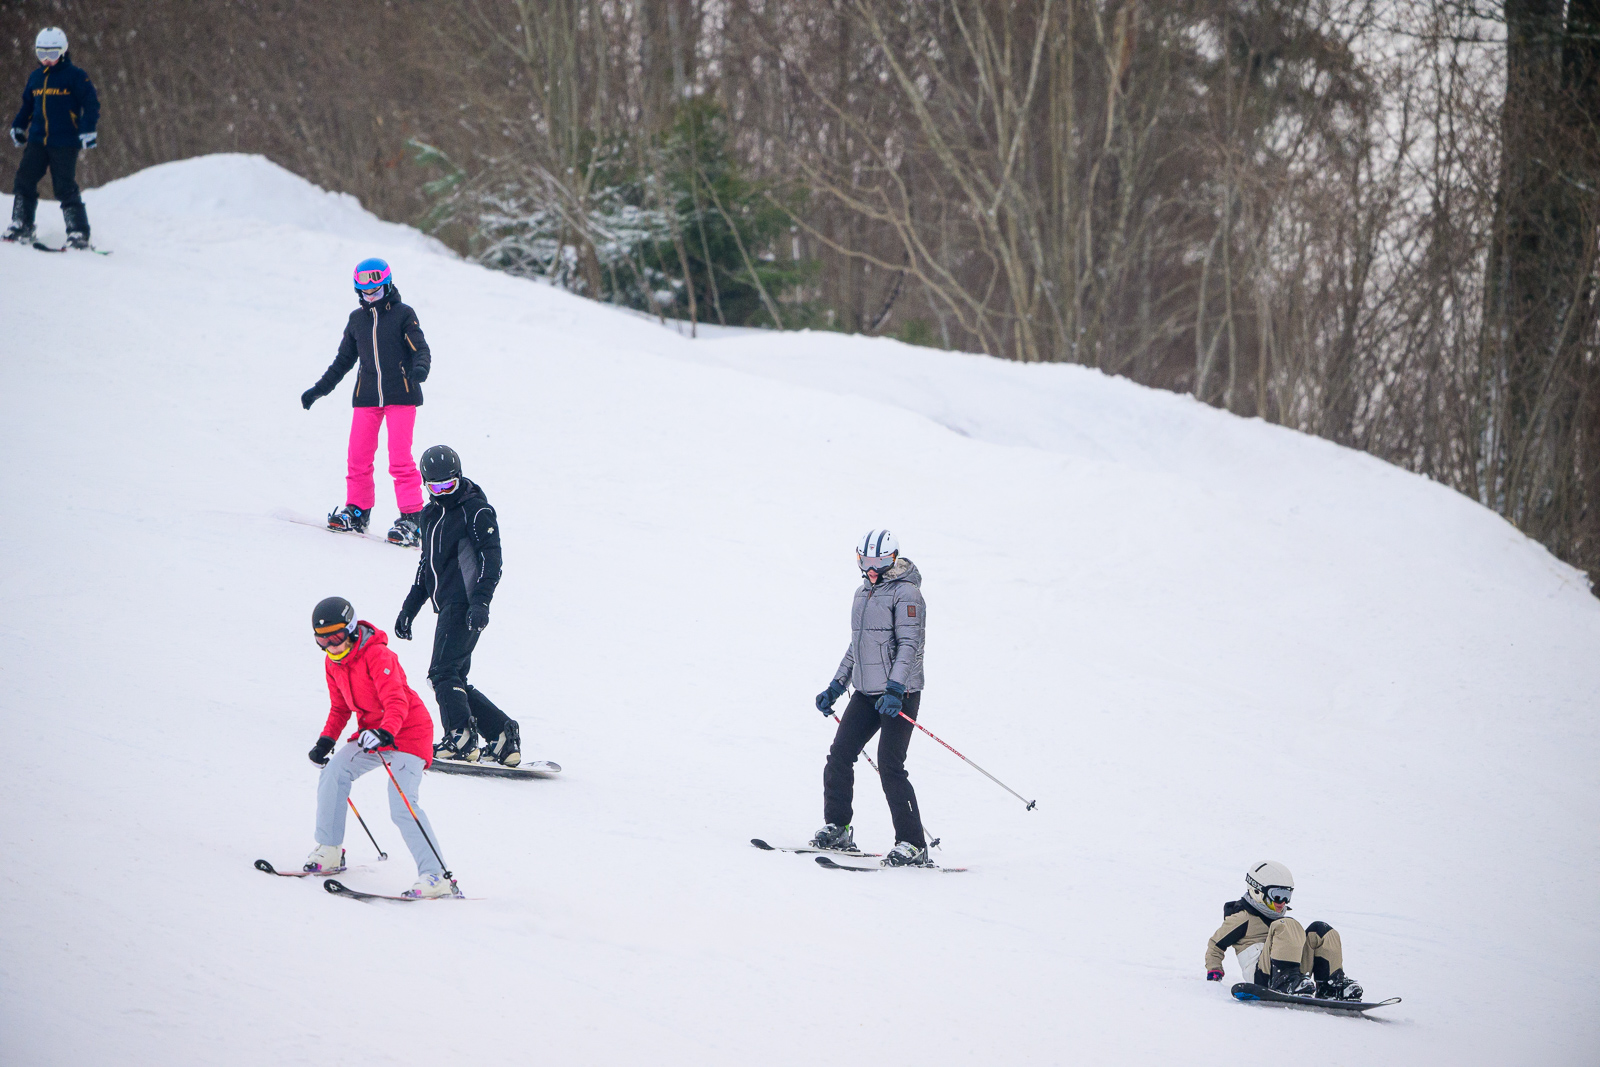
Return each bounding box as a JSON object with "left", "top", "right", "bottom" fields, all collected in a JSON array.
[
  {"left": 1244, "top": 860, "right": 1295, "bottom": 917},
  {"left": 35, "top": 28, "right": 68, "bottom": 59},
  {"left": 855, "top": 529, "right": 899, "bottom": 577}
]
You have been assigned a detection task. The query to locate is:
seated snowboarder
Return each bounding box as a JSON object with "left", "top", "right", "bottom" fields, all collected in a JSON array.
[{"left": 1205, "top": 860, "right": 1364, "bottom": 1001}]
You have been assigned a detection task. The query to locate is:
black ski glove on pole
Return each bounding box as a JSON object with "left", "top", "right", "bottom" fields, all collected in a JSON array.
[
  {"left": 358, "top": 728, "right": 395, "bottom": 752},
  {"left": 816, "top": 678, "right": 848, "bottom": 714},
  {"left": 309, "top": 736, "right": 335, "bottom": 766},
  {"left": 875, "top": 681, "right": 906, "bottom": 719}
]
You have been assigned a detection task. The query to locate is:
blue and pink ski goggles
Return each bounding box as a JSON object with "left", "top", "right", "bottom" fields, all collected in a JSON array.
[{"left": 352, "top": 261, "right": 392, "bottom": 290}]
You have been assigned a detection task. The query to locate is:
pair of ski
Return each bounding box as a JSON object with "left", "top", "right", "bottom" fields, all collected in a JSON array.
[
  {"left": 255, "top": 858, "right": 468, "bottom": 902},
  {"left": 1231, "top": 982, "right": 1400, "bottom": 1015},
  {"left": 751, "top": 838, "right": 968, "bottom": 873}
]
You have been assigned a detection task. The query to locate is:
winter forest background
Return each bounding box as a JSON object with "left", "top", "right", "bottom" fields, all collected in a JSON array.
[{"left": 6, "top": 0, "right": 1597, "bottom": 588}]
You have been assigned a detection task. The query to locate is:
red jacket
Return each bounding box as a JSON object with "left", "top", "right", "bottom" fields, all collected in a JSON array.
[{"left": 320, "top": 622, "right": 434, "bottom": 766}]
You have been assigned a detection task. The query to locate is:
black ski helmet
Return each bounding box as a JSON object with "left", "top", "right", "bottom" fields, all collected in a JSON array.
[
  {"left": 312, "top": 596, "right": 356, "bottom": 641},
  {"left": 420, "top": 445, "right": 462, "bottom": 483}
]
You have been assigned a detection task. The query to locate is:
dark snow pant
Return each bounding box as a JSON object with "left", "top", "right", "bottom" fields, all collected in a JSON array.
[
  {"left": 428, "top": 600, "right": 512, "bottom": 739},
  {"left": 11, "top": 143, "right": 88, "bottom": 236},
  {"left": 823, "top": 689, "right": 926, "bottom": 849}
]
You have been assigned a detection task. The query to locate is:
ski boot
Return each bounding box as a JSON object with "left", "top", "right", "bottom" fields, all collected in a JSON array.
[
  {"left": 1267, "top": 961, "right": 1317, "bottom": 997},
  {"left": 434, "top": 726, "right": 480, "bottom": 763},
  {"left": 808, "top": 823, "right": 857, "bottom": 852},
  {"left": 65, "top": 231, "right": 90, "bottom": 251},
  {"left": 386, "top": 510, "right": 423, "bottom": 547},
  {"left": 1316, "top": 969, "right": 1364, "bottom": 1001},
  {"left": 327, "top": 504, "right": 371, "bottom": 533},
  {"left": 403, "top": 872, "right": 456, "bottom": 899},
  {"left": 483, "top": 720, "right": 521, "bottom": 767},
  {"left": 303, "top": 844, "right": 345, "bottom": 873},
  {"left": 1, "top": 222, "right": 35, "bottom": 244},
  {"left": 883, "top": 841, "right": 934, "bottom": 867}
]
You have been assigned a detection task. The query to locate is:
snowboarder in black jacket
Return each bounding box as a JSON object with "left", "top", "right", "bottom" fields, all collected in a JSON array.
[
  {"left": 5, "top": 27, "right": 100, "bottom": 248},
  {"left": 394, "top": 445, "right": 521, "bottom": 766}
]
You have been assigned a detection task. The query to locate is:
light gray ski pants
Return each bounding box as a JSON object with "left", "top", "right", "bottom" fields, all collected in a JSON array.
[{"left": 315, "top": 743, "right": 444, "bottom": 877}]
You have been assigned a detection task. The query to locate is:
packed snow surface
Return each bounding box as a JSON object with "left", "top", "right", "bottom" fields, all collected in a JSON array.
[{"left": 2, "top": 154, "right": 1596, "bottom": 1065}]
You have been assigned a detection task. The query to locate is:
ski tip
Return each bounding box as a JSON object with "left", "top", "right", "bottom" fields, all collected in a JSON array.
[
  {"left": 254, "top": 859, "right": 277, "bottom": 875},
  {"left": 323, "top": 879, "right": 349, "bottom": 895},
  {"left": 750, "top": 838, "right": 776, "bottom": 850}
]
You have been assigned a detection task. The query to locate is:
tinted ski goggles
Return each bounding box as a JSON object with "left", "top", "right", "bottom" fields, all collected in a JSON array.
[
  {"left": 1264, "top": 886, "right": 1293, "bottom": 905},
  {"left": 426, "top": 477, "right": 459, "bottom": 496},
  {"left": 857, "top": 552, "right": 896, "bottom": 573},
  {"left": 36, "top": 47, "right": 63, "bottom": 63},
  {"left": 314, "top": 628, "right": 352, "bottom": 649},
  {"left": 353, "top": 266, "right": 391, "bottom": 289}
]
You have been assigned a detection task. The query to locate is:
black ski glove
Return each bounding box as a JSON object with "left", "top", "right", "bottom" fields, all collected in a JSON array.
[
  {"left": 411, "top": 365, "right": 428, "bottom": 384},
  {"left": 301, "top": 388, "right": 321, "bottom": 410},
  {"left": 8, "top": 128, "right": 23, "bottom": 148},
  {"left": 358, "top": 727, "right": 395, "bottom": 752},
  {"left": 394, "top": 610, "right": 414, "bottom": 641},
  {"left": 875, "top": 681, "right": 906, "bottom": 719},
  {"left": 79, "top": 131, "right": 97, "bottom": 150},
  {"left": 815, "top": 678, "right": 848, "bottom": 714},
  {"left": 467, "top": 603, "right": 490, "bottom": 632},
  {"left": 308, "top": 736, "right": 335, "bottom": 766}
]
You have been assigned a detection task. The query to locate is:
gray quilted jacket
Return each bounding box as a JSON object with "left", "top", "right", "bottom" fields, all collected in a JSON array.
[{"left": 831, "top": 558, "right": 926, "bottom": 695}]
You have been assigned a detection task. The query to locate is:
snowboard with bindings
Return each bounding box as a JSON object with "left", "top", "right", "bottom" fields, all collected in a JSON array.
[
  {"left": 750, "top": 838, "right": 884, "bottom": 859},
  {"left": 273, "top": 508, "right": 411, "bottom": 547},
  {"left": 32, "top": 241, "right": 111, "bottom": 254},
  {"left": 430, "top": 757, "right": 562, "bottom": 779},
  {"left": 1230, "top": 982, "right": 1399, "bottom": 1014}
]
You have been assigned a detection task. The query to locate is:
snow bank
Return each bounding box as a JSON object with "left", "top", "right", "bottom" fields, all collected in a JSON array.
[{"left": 1, "top": 155, "right": 1595, "bottom": 1067}]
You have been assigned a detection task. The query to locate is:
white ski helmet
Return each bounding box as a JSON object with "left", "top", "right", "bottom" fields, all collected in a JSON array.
[
  {"left": 1244, "top": 860, "right": 1295, "bottom": 916},
  {"left": 35, "top": 27, "right": 68, "bottom": 60},
  {"left": 855, "top": 529, "right": 899, "bottom": 576}
]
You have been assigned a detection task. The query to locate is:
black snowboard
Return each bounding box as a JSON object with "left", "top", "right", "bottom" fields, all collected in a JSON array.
[
  {"left": 429, "top": 757, "right": 561, "bottom": 779},
  {"left": 1231, "top": 982, "right": 1399, "bottom": 1014}
]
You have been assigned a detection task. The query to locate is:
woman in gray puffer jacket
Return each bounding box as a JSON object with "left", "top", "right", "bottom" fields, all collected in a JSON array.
[{"left": 811, "top": 529, "right": 930, "bottom": 866}]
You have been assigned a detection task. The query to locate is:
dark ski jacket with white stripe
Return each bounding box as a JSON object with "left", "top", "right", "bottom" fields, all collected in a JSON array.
[
  {"left": 10, "top": 57, "right": 99, "bottom": 147},
  {"left": 400, "top": 479, "right": 502, "bottom": 616},
  {"left": 307, "top": 285, "right": 432, "bottom": 408}
]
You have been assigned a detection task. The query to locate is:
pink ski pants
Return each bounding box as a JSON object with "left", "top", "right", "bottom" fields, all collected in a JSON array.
[{"left": 346, "top": 405, "right": 424, "bottom": 514}]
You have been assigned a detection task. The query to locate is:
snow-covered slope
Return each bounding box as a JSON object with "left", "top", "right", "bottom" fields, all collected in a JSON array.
[{"left": 2, "top": 154, "right": 1596, "bottom": 1066}]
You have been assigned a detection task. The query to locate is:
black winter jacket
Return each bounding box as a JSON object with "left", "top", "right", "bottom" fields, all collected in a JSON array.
[
  {"left": 401, "top": 479, "right": 502, "bottom": 615},
  {"left": 10, "top": 57, "right": 99, "bottom": 147},
  {"left": 308, "top": 286, "right": 432, "bottom": 408}
]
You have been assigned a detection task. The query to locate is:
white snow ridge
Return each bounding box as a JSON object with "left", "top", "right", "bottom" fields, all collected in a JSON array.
[{"left": 2, "top": 155, "right": 1596, "bottom": 1066}]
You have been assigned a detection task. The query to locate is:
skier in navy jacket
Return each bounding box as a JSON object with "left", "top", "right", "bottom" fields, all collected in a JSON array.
[{"left": 4, "top": 27, "right": 100, "bottom": 249}]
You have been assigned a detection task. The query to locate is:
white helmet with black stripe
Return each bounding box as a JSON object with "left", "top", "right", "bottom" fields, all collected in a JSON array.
[
  {"left": 855, "top": 528, "right": 899, "bottom": 579},
  {"left": 1245, "top": 860, "right": 1295, "bottom": 917}
]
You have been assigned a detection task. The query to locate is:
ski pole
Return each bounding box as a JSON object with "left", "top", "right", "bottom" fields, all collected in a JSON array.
[
  {"left": 377, "top": 751, "right": 460, "bottom": 895},
  {"left": 832, "top": 712, "right": 941, "bottom": 850},
  {"left": 898, "top": 711, "right": 1036, "bottom": 810},
  {"left": 346, "top": 797, "right": 388, "bottom": 861}
]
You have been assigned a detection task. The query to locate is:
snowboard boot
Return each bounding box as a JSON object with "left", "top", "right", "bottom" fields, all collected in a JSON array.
[
  {"left": 3, "top": 196, "right": 35, "bottom": 243},
  {"left": 386, "top": 510, "right": 423, "bottom": 547},
  {"left": 303, "top": 844, "right": 346, "bottom": 873},
  {"left": 62, "top": 202, "right": 89, "bottom": 249},
  {"left": 327, "top": 504, "right": 371, "bottom": 533},
  {"left": 483, "top": 720, "right": 521, "bottom": 767},
  {"left": 1316, "top": 969, "right": 1364, "bottom": 1001},
  {"left": 434, "top": 726, "right": 480, "bottom": 763},
  {"left": 403, "top": 872, "right": 455, "bottom": 899},
  {"left": 808, "top": 823, "right": 857, "bottom": 852},
  {"left": 1, "top": 222, "right": 35, "bottom": 244},
  {"left": 65, "top": 231, "right": 90, "bottom": 250},
  {"left": 1267, "top": 960, "right": 1317, "bottom": 997},
  {"left": 883, "top": 841, "right": 934, "bottom": 867}
]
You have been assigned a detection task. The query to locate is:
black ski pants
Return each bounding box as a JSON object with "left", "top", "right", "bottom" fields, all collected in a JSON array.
[
  {"left": 12, "top": 143, "right": 88, "bottom": 234},
  {"left": 427, "top": 601, "right": 512, "bottom": 739},
  {"left": 823, "top": 689, "right": 925, "bottom": 849}
]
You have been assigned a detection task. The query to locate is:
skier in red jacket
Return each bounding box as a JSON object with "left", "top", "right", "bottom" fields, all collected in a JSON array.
[{"left": 304, "top": 596, "right": 454, "bottom": 897}]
